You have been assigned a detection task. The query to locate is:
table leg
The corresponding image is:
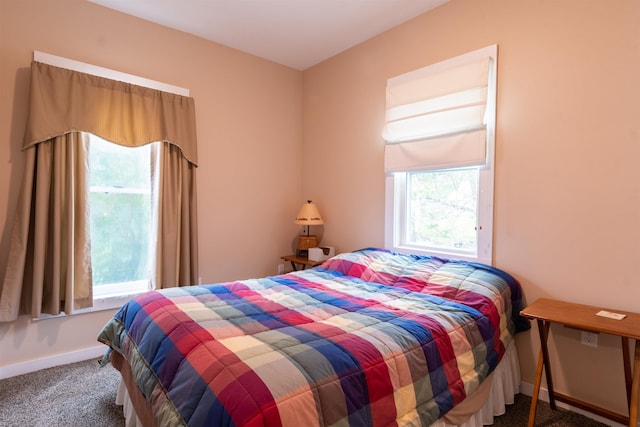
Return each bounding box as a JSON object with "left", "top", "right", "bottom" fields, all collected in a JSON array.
[
  {"left": 623, "top": 337, "right": 632, "bottom": 406},
  {"left": 630, "top": 339, "right": 639, "bottom": 427},
  {"left": 528, "top": 320, "right": 553, "bottom": 427},
  {"left": 538, "top": 320, "right": 556, "bottom": 409},
  {"left": 528, "top": 347, "right": 544, "bottom": 427},
  {"left": 289, "top": 261, "right": 298, "bottom": 271}
]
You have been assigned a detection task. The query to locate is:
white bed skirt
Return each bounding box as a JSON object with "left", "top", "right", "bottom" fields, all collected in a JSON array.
[
  {"left": 116, "top": 380, "right": 144, "bottom": 427},
  {"left": 432, "top": 340, "right": 520, "bottom": 427},
  {"left": 116, "top": 341, "right": 520, "bottom": 427}
]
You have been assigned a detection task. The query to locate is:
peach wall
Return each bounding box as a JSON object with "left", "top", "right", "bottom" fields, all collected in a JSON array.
[
  {"left": 302, "top": 0, "right": 639, "bottom": 416},
  {"left": 0, "top": 0, "right": 302, "bottom": 367},
  {"left": 2, "top": 0, "right": 640, "bottom": 418}
]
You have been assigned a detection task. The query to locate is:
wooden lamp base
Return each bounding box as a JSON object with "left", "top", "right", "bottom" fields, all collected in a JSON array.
[{"left": 296, "top": 235, "right": 318, "bottom": 257}]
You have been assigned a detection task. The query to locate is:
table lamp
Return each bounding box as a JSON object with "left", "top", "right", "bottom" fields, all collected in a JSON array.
[{"left": 295, "top": 200, "right": 323, "bottom": 257}]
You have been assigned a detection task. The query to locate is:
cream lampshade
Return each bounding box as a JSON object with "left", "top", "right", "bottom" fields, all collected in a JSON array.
[{"left": 295, "top": 200, "right": 323, "bottom": 256}]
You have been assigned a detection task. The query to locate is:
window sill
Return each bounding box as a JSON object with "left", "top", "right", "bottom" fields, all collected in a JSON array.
[
  {"left": 91, "top": 293, "right": 143, "bottom": 311},
  {"left": 33, "top": 292, "right": 145, "bottom": 321},
  {"left": 390, "top": 244, "right": 488, "bottom": 265}
]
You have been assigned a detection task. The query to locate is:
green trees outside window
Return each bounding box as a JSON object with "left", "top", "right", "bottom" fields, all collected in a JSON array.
[
  {"left": 407, "top": 168, "right": 478, "bottom": 252},
  {"left": 89, "top": 135, "right": 153, "bottom": 287}
]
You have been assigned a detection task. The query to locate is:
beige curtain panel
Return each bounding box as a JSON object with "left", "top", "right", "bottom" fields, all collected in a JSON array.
[
  {"left": 0, "top": 133, "right": 93, "bottom": 321},
  {"left": 0, "top": 61, "right": 199, "bottom": 322},
  {"left": 152, "top": 142, "right": 199, "bottom": 290}
]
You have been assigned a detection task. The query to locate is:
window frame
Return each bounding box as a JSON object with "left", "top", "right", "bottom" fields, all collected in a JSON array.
[
  {"left": 385, "top": 165, "right": 493, "bottom": 264},
  {"left": 384, "top": 45, "right": 497, "bottom": 265}
]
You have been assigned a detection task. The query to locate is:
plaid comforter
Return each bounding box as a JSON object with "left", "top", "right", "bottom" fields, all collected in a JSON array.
[{"left": 98, "top": 248, "right": 528, "bottom": 426}]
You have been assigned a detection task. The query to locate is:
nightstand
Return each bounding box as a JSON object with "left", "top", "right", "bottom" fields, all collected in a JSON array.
[
  {"left": 280, "top": 254, "right": 323, "bottom": 271},
  {"left": 520, "top": 298, "right": 640, "bottom": 427}
]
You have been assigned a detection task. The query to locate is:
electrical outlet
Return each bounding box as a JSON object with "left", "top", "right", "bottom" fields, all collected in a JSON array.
[
  {"left": 277, "top": 264, "right": 285, "bottom": 274},
  {"left": 581, "top": 331, "right": 598, "bottom": 348}
]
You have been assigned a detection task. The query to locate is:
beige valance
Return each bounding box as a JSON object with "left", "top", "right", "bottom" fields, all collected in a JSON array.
[{"left": 24, "top": 61, "right": 198, "bottom": 165}]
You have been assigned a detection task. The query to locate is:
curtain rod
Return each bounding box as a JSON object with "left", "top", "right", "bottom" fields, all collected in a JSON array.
[{"left": 33, "top": 51, "right": 190, "bottom": 97}]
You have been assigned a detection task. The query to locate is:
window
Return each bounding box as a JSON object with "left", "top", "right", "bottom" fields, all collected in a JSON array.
[
  {"left": 0, "top": 52, "right": 198, "bottom": 321},
  {"left": 89, "top": 134, "right": 158, "bottom": 299},
  {"left": 384, "top": 45, "right": 497, "bottom": 264}
]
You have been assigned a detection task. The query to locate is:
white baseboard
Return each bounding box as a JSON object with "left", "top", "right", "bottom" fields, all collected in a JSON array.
[
  {"left": 0, "top": 345, "right": 106, "bottom": 380},
  {"left": 519, "top": 380, "right": 632, "bottom": 427}
]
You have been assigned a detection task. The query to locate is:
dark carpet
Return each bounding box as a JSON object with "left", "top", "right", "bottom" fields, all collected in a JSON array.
[
  {"left": 0, "top": 359, "right": 611, "bottom": 426},
  {"left": 0, "top": 359, "right": 124, "bottom": 427},
  {"left": 492, "top": 393, "right": 610, "bottom": 427}
]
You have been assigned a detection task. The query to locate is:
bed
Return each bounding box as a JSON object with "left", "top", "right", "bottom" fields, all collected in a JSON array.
[{"left": 98, "top": 247, "right": 529, "bottom": 426}]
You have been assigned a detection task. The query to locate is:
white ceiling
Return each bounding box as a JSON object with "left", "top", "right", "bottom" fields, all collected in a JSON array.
[{"left": 89, "top": 0, "right": 448, "bottom": 70}]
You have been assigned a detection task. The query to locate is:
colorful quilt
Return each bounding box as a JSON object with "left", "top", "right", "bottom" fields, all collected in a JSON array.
[{"left": 98, "top": 248, "right": 528, "bottom": 426}]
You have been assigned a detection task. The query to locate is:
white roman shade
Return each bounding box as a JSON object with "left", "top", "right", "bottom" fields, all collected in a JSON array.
[{"left": 384, "top": 45, "right": 497, "bottom": 173}]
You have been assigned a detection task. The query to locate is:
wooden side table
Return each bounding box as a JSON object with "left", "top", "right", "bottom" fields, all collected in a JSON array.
[
  {"left": 280, "top": 254, "right": 323, "bottom": 271},
  {"left": 520, "top": 298, "right": 640, "bottom": 427}
]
